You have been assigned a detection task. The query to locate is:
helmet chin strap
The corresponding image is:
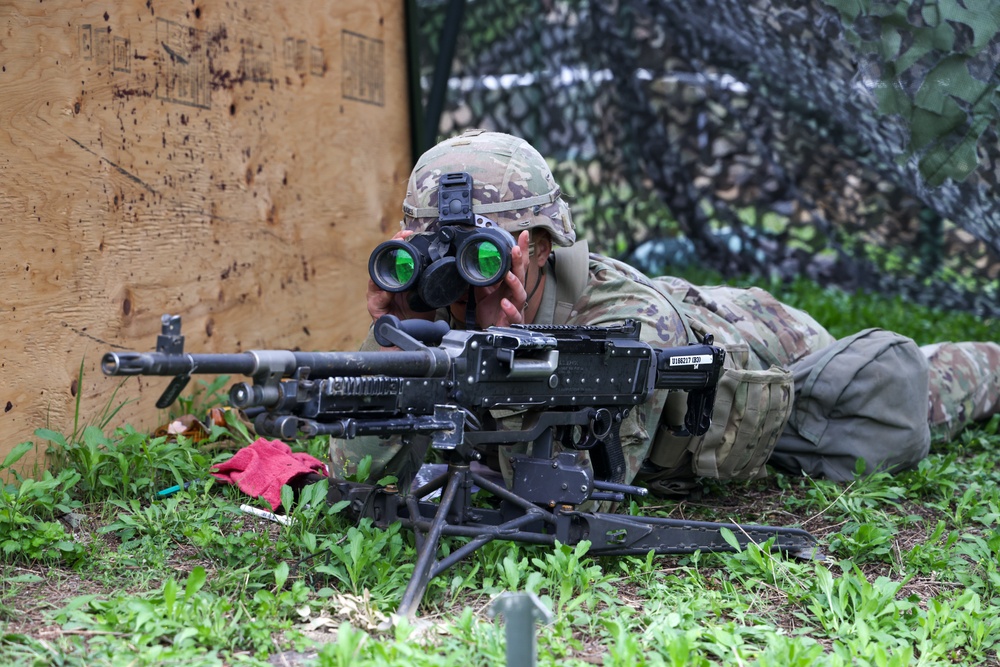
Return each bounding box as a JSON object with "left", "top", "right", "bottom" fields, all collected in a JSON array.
[{"left": 523, "top": 265, "right": 544, "bottom": 311}]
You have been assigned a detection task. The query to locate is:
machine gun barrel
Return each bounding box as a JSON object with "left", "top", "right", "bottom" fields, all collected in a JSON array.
[
  {"left": 102, "top": 351, "right": 258, "bottom": 377},
  {"left": 101, "top": 348, "right": 452, "bottom": 380},
  {"left": 102, "top": 316, "right": 453, "bottom": 411}
]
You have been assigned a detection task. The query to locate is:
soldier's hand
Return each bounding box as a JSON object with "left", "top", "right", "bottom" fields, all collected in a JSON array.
[{"left": 471, "top": 230, "right": 531, "bottom": 328}]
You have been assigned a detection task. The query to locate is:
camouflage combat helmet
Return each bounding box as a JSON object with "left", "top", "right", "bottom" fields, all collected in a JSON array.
[{"left": 402, "top": 130, "right": 576, "bottom": 246}]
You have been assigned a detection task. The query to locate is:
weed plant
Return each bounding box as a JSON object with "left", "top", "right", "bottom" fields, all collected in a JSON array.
[{"left": 1, "top": 278, "right": 999, "bottom": 665}]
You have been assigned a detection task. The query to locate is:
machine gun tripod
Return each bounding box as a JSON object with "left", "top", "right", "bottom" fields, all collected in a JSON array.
[{"left": 331, "top": 432, "right": 819, "bottom": 617}]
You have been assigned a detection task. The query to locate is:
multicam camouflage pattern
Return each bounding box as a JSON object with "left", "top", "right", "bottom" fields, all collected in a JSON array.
[
  {"left": 539, "top": 260, "right": 1000, "bottom": 487},
  {"left": 657, "top": 280, "right": 1000, "bottom": 454},
  {"left": 649, "top": 278, "right": 838, "bottom": 368},
  {"left": 923, "top": 342, "right": 1000, "bottom": 441},
  {"left": 402, "top": 130, "right": 576, "bottom": 247},
  {"left": 548, "top": 256, "right": 833, "bottom": 491}
]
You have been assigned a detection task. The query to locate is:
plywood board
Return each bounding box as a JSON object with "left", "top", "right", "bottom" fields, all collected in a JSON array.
[{"left": 0, "top": 0, "right": 411, "bottom": 473}]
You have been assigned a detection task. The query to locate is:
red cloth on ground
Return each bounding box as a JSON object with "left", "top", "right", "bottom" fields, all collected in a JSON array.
[{"left": 211, "top": 438, "right": 328, "bottom": 510}]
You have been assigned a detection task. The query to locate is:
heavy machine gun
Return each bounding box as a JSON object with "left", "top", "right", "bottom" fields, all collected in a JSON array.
[{"left": 103, "top": 314, "right": 820, "bottom": 616}]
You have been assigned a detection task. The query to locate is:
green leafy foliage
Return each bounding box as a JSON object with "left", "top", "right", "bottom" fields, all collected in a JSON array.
[
  {"left": 314, "top": 519, "right": 410, "bottom": 599},
  {"left": 35, "top": 426, "right": 213, "bottom": 504},
  {"left": 0, "top": 443, "right": 84, "bottom": 565},
  {"left": 824, "top": 0, "right": 1000, "bottom": 185}
]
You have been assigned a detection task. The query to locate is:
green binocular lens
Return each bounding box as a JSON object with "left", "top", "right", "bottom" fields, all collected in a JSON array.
[
  {"left": 471, "top": 241, "right": 503, "bottom": 280},
  {"left": 368, "top": 241, "right": 421, "bottom": 292},
  {"left": 456, "top": 231, "right": 514, "bottom": 287}
]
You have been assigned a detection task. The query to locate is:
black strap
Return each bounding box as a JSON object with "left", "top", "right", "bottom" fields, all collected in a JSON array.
[{"left": 464, "top": 286, "right": 477, "bottom": 330}]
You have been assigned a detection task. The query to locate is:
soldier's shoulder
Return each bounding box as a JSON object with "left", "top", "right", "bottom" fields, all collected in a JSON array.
[
  {"left": 586, "top": 253, "right": 655, "bottom": 286},
  {"left": 577, "top": 252, "right": 676, "bottom": 307}
]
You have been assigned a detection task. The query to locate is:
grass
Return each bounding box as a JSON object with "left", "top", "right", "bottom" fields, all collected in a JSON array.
[{"left": 1, "top": 281, "right": 999, "bottom": 666}]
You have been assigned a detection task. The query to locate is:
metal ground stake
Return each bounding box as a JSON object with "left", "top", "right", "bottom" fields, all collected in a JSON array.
[{"left": 488, "top": 592, "right": 554, "bottom": 667}]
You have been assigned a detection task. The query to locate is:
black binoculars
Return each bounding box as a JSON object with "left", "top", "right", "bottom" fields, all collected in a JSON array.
[{"left": 368, "top": 172, "right": 516, "bottom": 312}]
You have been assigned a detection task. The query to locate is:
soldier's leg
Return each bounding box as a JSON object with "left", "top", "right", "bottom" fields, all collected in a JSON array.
[
  {"left": 693, "top": 285, "right": 837, "bottom": 367},
  {"left": 923, "top": 342, "right": 1000, "bottom": 440}
]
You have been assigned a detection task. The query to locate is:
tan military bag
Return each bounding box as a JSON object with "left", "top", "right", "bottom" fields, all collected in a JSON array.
[{"left": 643, "top": 341, "right": 794, "bottom": 490}]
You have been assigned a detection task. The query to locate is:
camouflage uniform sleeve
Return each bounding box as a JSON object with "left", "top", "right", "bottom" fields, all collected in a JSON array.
[{"left": 562, "top": 256, "right": 690, "bottom": 485}]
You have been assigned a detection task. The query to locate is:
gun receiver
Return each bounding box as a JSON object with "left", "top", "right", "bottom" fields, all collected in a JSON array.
[{"left": 103, "top": 314, "right": 821, "bottom": 616}]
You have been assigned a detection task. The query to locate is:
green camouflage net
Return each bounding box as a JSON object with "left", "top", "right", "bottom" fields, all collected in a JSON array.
[{"left": 412, "top": 0, "right": 1000, "bottom": 318}]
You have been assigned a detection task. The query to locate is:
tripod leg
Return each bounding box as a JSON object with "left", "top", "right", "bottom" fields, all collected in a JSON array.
[
  {"left": 430, "top": 512, "right": 552, "bottom": 577},
  {"left": 396, "top": 469, "right": 463, "bottom": 617},
  {"left": 405, "top": 494, "right": 426, "bottom": 554}
]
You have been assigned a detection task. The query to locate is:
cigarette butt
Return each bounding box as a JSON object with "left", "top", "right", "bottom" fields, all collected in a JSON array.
[{"left": 240, "top": 504, "right": 296, "bottom": 526}]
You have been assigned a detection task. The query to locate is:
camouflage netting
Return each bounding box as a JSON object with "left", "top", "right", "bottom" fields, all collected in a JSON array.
[{"left": 411, "top": 0, "right": 1000, "bottom": 318}]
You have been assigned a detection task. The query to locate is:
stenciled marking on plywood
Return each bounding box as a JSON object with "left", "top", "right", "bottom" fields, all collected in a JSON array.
[
  {"left": 341, "top": 31, "right": 384, "bottom": 106},
  {"left": 240, "top": 32, "right": 274, "bottom": 84},
  {"left": 80, "top": 24, "right": 93, "bottom": 60},
  {"left": 95, "top": 28, "right": 111, "bottom": 67},
  {"left": 156, "top": 17, "right": 211, "bottom": 109},
  {"left": 282, "top": 36, "right": 325, "bottom": 78},
  {"left": 310, "top": 46, "right": 324, "bottom": 77},
  {"left": 74, "top": 18, "right": 334, "bottom": 103},
  {"left": 284, "top": 37, "right": 304, "bottom": 74},
  {"left": 78, "top": 23, "right": 130, "bottom": 74},
  {"left": 113, "top": 36, "right": 131, "bottom": 73}
]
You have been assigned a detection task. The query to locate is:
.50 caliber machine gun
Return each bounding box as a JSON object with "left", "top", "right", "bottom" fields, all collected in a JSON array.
[{"left": 103, "top": 314, "right": 819, "bottom": 616}]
